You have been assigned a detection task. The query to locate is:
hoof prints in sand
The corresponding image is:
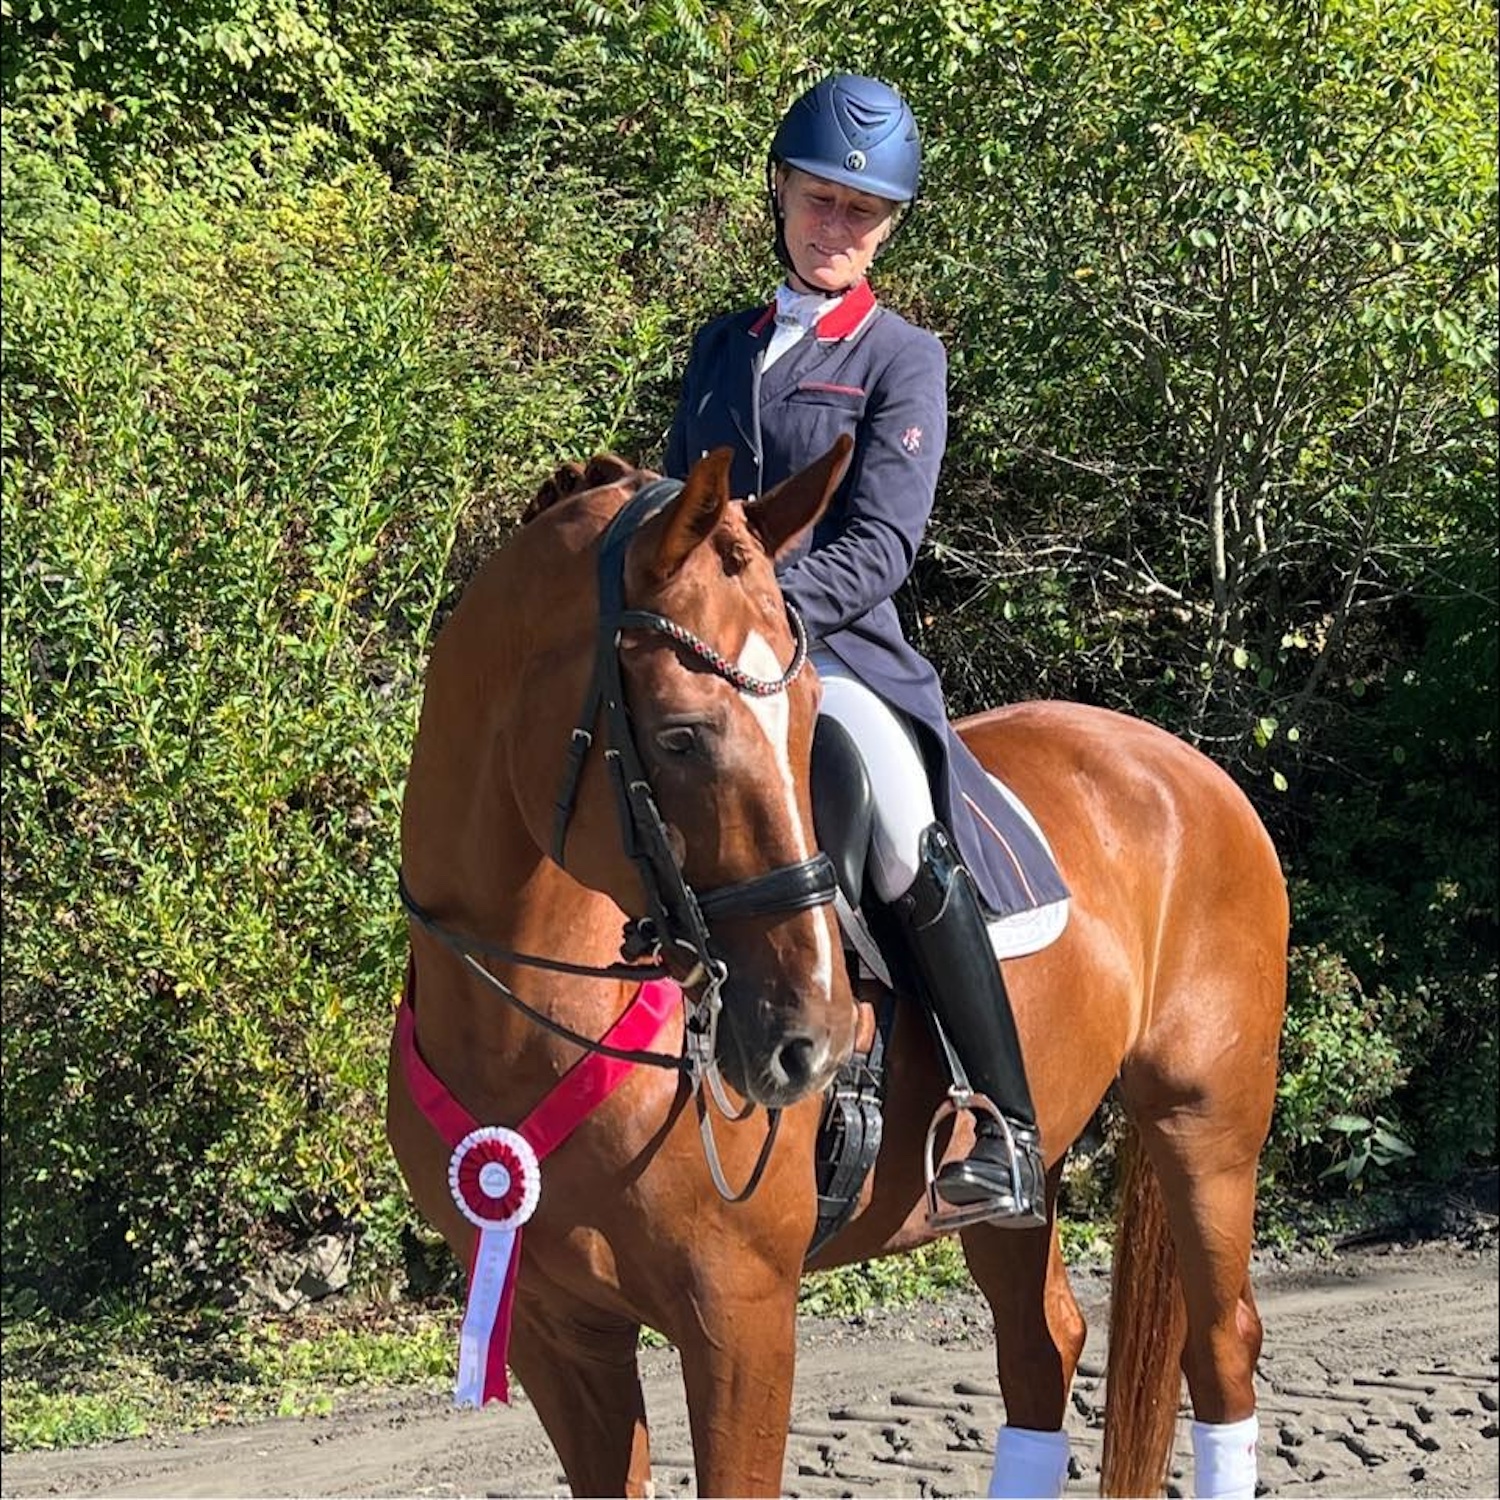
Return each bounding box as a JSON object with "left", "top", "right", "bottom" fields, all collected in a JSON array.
[
  {"left": 1258, "top": 1357, "right": 1500, "bottom": 1496},
  {"left": 709, "top": 1356, "right": 1496, "bottom": 1498}
]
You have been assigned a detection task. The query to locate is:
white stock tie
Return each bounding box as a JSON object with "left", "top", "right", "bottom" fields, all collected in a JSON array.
[{"left": 762, "top": 284, "right": 846, "bottom": 372}]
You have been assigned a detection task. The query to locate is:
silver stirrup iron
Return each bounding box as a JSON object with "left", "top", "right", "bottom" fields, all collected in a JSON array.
[{"left": 921, "top": 1086, "right": 1031, "bottom": 1232}]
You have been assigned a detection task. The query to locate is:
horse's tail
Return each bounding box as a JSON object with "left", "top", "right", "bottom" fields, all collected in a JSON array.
[{"left": 1099, "top": 1122, "right": 1185, "bottom": 1497}]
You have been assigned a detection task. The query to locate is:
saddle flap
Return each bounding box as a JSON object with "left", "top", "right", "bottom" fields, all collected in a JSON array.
[{"left": 811, "top": 715, "right": 874, "bottom": 910}]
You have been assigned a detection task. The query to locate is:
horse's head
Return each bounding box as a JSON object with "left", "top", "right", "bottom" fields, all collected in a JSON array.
[{"left": 510, "top": 440, "right": 858, "bottom": 1108}]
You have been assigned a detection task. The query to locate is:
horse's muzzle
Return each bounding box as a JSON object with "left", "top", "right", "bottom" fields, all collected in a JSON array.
[{"left": 715, "top": 1006, "right": 845, "bottom": 1109}]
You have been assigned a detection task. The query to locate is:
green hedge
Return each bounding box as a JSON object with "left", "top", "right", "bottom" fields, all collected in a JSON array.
[
  {"left": 3, "top": 0, "right": 1494, "bottom": 1310},
  {"left": 2, "top": 161, "right": 458, "bottom": 1297},
  {"left": 0, "top": 11, "right": 797, "bottom": 1301}
]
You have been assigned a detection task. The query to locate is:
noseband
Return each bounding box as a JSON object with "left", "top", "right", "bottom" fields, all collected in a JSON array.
[{"left": 550, "top": 477, "right": 838, "bottom": 986}]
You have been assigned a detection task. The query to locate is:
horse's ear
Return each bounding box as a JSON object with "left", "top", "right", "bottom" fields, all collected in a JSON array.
[
  {"left": 645, "top": 447, "right": 733, "bottom": 584},
  {"left": 744, "top": 434, "right": 853, "bottom": 560}
]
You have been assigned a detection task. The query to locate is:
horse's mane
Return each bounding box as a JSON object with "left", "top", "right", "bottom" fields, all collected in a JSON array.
[{"left": 522, "top": 453, "right": 643, "bottom": 525}]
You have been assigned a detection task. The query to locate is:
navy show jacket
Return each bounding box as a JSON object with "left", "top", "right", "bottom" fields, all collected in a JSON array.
[{"left": 666, "top": 280, "right": 1066, "bottom": 919}]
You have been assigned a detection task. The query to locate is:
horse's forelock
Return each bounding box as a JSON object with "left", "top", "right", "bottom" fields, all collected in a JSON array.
[
  {"left": 643, "top": 512, "right": 788, "bottom": 663},
  {"left": 712, "top": 522, "right": 756, "bottom": 578}
]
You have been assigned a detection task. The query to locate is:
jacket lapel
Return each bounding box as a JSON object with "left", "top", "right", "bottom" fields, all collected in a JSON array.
[{"left": 723, "top": 302, "right": 774, "bottom": 451}]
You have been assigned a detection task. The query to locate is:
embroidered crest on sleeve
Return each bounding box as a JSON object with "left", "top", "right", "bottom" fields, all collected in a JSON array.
[{"left": 901, "top": 425, "right": 924, "bottom": 454}]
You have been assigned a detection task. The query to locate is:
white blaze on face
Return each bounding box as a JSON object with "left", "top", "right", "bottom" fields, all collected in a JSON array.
[{"left": 736, "top": 632, "right": 834, "bottom": 996}]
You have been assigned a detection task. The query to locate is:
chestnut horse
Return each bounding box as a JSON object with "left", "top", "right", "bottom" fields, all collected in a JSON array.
[{"left": 388, "top": 439, "right": 1287, "bottom": 1497}]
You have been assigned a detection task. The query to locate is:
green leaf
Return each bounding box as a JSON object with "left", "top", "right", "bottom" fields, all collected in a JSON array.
[{"left": 1371, "top": 1127, "right": 1415, "bottom": 1157}]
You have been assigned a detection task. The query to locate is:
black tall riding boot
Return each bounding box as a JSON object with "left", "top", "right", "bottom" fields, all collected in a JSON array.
[{"left": 892, "top": 823, "right": 1047, "bottom": 1228}]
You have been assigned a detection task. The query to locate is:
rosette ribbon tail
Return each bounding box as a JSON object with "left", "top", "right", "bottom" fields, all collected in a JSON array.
[
  {"left": 443, "top": 1122, "right": 540, "bottom": 1408},
  {"left": 457, "top": 1224, "right": 522, "bottom": 1406}
]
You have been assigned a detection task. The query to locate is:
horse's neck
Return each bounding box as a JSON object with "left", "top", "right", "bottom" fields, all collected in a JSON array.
[
  {"left": 402, "top": 539, "right": 647, "bottom": 1094},
  {"left": 408, "top": 812, "right": 637, "bottom": 1111},
  {"left": 413, "top": 763, "right": 623, "bottom": 962}
]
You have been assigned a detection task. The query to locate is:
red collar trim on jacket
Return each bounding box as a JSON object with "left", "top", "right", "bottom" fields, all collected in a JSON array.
[
  {"left": 816, "top": 279, "right": 877, "bottom": 340},
  {"left": 746, "top": 279, "right": 878, "bottom": 341}
]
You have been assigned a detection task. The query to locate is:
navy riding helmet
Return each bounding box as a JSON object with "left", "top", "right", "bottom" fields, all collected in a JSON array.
[{"left": 767, "top": 74, "right": 921, "bottom": 276}]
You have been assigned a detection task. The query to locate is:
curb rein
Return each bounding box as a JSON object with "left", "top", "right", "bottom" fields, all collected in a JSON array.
[{"left": 399, "top": 478, "right": 840, "bottom": 1200}]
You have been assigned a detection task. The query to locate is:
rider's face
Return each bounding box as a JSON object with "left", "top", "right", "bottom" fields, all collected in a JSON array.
[{"left": 777, "top": 167, "right": 896, "bottom": 294}]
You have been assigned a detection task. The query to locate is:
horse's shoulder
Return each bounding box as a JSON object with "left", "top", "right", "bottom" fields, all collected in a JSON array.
[{"left": 522, "top": 453, "right": 641, "bottom": 524}]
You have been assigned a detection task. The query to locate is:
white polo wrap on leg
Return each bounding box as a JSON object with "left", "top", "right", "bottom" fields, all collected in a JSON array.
[
  {"left": 987, "top": 1424, "right": 1071, "bottom": 1498},
  {"left": 1190, "top": 1414, "right": 1258, "bottom": 1499}
]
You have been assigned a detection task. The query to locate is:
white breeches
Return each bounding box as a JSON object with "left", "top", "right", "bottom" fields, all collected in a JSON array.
[{"left": 813, "top": 649, "right": 934, "bottom": 904}]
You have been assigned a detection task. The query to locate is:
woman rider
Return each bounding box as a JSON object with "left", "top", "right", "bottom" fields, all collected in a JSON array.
[{"left": 665, "top": 74, "right": 1069, "bottom": 1233}]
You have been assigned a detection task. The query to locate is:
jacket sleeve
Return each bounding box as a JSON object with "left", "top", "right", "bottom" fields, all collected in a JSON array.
[
  {"left": 664, "top": 325, "right": 708, "bottom": 480},
  {"left": 775, "top": 329, "right": 948, "bottom": 638}
]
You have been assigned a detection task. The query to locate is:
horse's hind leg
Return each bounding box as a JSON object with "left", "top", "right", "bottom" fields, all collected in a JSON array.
[
  {"left": 1124, "top": 1062, "right": 1274, "bottom": 1498},
  {"left": 508, "top": 1289, "right": 653, "bottom": 1497},
  {"left": 961, "top": 1166, "right": 1084, "bottom": 1497},
  {"left": 1126, "top": 1101, "right": 1267, "bottom": 1421}
]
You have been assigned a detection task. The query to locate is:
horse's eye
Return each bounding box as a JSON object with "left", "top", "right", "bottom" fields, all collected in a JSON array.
[{"left": 654, "top": 725, "right": 703, "bottom": 759}]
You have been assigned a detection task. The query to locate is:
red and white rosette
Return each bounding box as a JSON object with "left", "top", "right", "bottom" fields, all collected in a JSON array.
[
  {"left": 449, "top": 1125, "right": 540, "bottom": 1230},
  {"left": 447, "top": 1126, "right": 540, "bottom": 1407}
]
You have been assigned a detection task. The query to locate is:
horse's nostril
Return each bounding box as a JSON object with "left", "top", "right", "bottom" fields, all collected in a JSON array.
[{"left": 773, "top": 1033, "right": 821, "bottom": 1093}]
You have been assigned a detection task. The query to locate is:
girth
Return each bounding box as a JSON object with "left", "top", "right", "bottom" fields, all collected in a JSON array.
[{"left": 808, "top": 991, "right": 894, "bottom": 1261}]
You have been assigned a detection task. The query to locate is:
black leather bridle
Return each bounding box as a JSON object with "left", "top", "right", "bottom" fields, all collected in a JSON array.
[{"left": 399, "top": 478, "right": 839, "bottom": 1076}]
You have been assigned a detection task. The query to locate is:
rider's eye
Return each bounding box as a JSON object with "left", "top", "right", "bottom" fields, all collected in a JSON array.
[{"left": 654, "top": 725, "right": 703, "bottom": 759}]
